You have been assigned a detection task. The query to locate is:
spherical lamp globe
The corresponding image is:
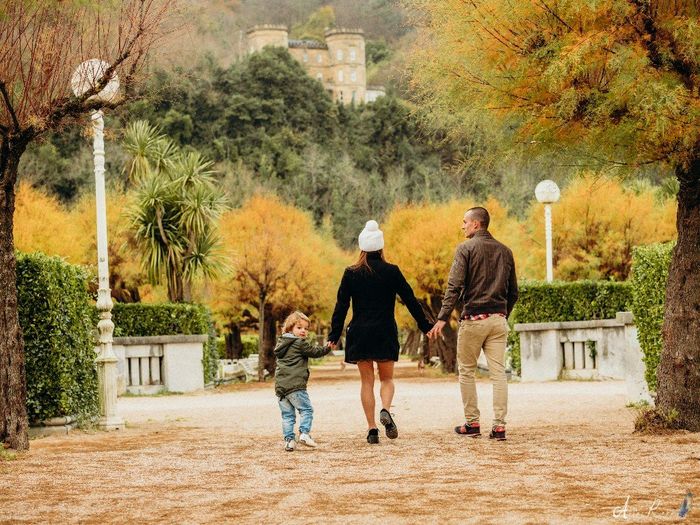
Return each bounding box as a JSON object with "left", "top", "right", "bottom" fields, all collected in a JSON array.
[
  {"left": 71, "top": 59, "right": 120, "bottom": 102},
  {"left": 535, "top": 180, "right": 561, "bottom": 204}
]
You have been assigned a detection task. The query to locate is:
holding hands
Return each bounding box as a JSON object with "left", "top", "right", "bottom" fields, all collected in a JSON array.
[{"left": 426, "top": 320, "right": 446, "bottom": 340}]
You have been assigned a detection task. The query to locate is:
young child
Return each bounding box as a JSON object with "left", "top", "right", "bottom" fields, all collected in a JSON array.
[{"left": 274, "top": 311, "right": 332, "bottom": 451}]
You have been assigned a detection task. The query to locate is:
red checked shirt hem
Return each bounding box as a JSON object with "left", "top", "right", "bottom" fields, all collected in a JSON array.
[{"left": 461, "top": 313, "right": 506, "bottom": 321}]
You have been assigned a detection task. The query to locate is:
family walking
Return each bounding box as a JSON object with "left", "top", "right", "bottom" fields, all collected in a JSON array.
[{"left": 273, "top": 207, "right": 518, "bottom": 450}]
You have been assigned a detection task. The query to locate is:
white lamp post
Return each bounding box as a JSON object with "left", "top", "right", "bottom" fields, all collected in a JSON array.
[
  {"left": 71, "top": 59, "right": 124, "bottom": 430},
  {"left": 535, "top": 179, "right": 561, "bottom": 283}
]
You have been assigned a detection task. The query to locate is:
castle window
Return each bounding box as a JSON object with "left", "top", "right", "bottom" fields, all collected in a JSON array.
[
  {"left": 336, "top": 49, "right": 344, "bottom": 61},
  {"left": 349, "top": 48, "right": 357, "bottom": 61},
  {"left": 317, "top": 54, "right": 323, "bottom": 63},
  {"left": 316, "top": 73, "right": 323, "bottom": 82},
  {"left": 303, "top": 52, "right": 309, "bottom": 62},
  {"left": 350, "top": 70, "right": 357, "bottom": 82},
  {"left": 338, "top": 70, "right": 344, "bottom": 82}
]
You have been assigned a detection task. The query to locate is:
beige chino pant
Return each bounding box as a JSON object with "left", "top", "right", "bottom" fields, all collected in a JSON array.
[{"left": 456, "top": 315, "right": 508, "bottom": 427}]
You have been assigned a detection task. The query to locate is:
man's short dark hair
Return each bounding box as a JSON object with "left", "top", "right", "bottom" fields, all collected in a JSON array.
[{"left": 466, "top": 207, "right": 490, "bottom": 229}]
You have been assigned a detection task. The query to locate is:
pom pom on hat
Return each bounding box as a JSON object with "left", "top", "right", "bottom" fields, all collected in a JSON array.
[
  {"left": 365, "top": 220, "right": 379, "bottom": 232},
  {"left": 358, "top": 219, "right": 384, "bottom": 252}
]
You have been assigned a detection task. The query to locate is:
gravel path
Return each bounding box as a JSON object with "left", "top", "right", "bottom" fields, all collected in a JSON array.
[{"left": 1, "top": 370, "right": 698, "bottom": 524}]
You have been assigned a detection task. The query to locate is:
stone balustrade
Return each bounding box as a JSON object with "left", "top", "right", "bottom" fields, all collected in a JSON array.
[
  {"left": 514, "top": 312, "right": 652, "bottom": 403},
  {"left": 108, "top": 335, "right": 207, "bottom": 395}
]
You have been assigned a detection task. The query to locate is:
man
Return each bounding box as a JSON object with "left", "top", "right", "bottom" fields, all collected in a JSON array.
[{"left": 427, "top": 207, "right": 518, "bottom": 440}]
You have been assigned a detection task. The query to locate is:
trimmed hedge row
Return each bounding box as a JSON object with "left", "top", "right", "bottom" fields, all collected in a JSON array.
[
  {"left": 509, "top": 280, "right": 633, "bottom": 373},
  {"left": 109, "top": 303, "right": 219, "bottom": 384},
  {"left": 111, "top": 303, "right": 210, "bottom": 337},
  {"left": 17, "top": 253, "right": 98, "bottom": 423},
  {"left": 630, "top": 242, "right": 674, "bottom": 392}
]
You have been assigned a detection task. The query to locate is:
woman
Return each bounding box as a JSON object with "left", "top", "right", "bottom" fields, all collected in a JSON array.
[{"left": 328, "top": 220, "right": 433, "bottom": 444}]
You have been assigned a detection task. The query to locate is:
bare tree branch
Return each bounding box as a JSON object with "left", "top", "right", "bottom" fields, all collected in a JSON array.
[
  {"left": 0, "top": 82, "right": 20, "bottom": 132},
  {"left": 0, "top": 0, "right": 178, "bottom": 135}
]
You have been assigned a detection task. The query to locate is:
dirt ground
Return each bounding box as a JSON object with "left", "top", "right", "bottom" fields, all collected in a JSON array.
[{"left": 1, "top": 363, "right": 699, "bottom": 524}]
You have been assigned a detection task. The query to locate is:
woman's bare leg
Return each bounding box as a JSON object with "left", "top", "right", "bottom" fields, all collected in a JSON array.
[
  {"left": 357, "top": 360, "right": 377, "bottom": 429},
  {"left": 377, "top": 361, "right": 395, "bottom": 412}
]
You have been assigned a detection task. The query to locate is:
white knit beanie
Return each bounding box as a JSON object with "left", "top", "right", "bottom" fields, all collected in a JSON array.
[{"left": 358, "top": 220, "right": 384, "bottom": 252}]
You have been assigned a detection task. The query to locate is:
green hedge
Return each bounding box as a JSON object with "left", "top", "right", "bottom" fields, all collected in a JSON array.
[
  {"left": 509, "top": 280, "right": 633, "bottom": 373},
  {"left": 630, "top": 243, "right": 673, "bottom": 392},
  {"left": 17, "top": 253, "right": 98, "bottom": 423},
  {"left": 109, "top": 303, "right": 218, "bottom": 384},
  {"left": 242, "top": 334, "right": 259, "bottom": 358},
  {"left": 111, "top": 303, "right": 210, "bottom": 337}
]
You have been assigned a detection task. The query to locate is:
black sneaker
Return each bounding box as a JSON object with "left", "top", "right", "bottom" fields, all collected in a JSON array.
[
  {"left": 489, "top": 425, "right": 506, "bottom": 441},
  {"left": 454, "top": 421, "right": 481, "bottom": 438},
  {"left": 379, "top": 409, "right": 398, "bottom": 439},
  {"left": 367, "top": 428, "right": 379, "bottom": 444}
]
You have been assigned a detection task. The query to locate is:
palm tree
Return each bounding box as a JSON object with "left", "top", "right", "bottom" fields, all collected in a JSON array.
[{"left": 125, "top": 121, "right": 228, "bottom": 302}]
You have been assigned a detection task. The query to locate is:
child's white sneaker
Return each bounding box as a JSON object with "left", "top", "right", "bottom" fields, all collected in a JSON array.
[
  {"left": 298, "top": 433, "right": 317, "bottom": 448},
  {"left": 284, "top": 438, "right": 296, "bottom": 452}
]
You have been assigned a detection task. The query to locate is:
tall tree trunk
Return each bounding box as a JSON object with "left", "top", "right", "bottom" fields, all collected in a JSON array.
[
  {"left": 656, "top": 158, "right": 700, "bottom": 431},
  {"left": 434, "top": 321, "right": 458, "bottom": 373},
  {"left": 421, "top": 333, "right": 431, "bottom": 366},
  {"left": 0, "top": 141, "right": 29, "bottom": 450},
  {"left": 225, "top": 322, "right": 243, "bottom": 360},
  {"left": 428, "top": 294, "right": 458, "bottom": 373},
  {"left": 182, "top": 279, "right": 192, "bottom": 303},
  {"left": 257, "top": 293, "right": 266, "bottom": 381},
  {"left": 402, "top": 329, "right": 421, "bottom": 356},
  {"left": 166, "top": 267, "right": 183, "bottom": 303},
  {"left": 262, "top": 303, "right": 277, "bottom": 378}
]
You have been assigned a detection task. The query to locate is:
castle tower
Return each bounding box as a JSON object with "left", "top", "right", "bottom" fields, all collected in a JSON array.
[
  {"left": 324, "top": 28, "right": 366, "bottom": 104},
  {"left": 246, "top": 25, "right": 289, "bottom": 53}
]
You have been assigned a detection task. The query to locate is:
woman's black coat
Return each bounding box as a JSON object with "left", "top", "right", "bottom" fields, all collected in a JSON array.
[{"left": 328, "top": 253, "right": 433, "bottom": 363}]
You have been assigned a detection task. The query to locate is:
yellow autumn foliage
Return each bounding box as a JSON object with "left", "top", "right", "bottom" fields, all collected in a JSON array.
[
  {"left": 14, "top": 182, "right": 149, "bottom": 301},
  {"left": 13, "top": 175, "right": 678, "bottom": 310},
  {"left": 14, "top": 182, "right": 84, "bottom": 262},
  {"left": 209, "top": 194, "right": 349, "bottom": 327},
  {"left": 384, "top": 197, "right": 528, "bottom": 328},
  {"left": 525, "top": 175, "right": 677, "bottom": 281},
  {"left": 70, "top": 191, "right": 149, "bottom": 301}
]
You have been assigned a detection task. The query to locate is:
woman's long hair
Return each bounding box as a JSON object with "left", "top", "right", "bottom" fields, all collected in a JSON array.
[{"left": 349, "top": 250, "right": 385, "bottom": 273}]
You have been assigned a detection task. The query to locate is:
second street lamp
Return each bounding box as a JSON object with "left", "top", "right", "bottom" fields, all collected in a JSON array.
[{"left": 535, "top": 179, "right": 561, "bottom": 283}]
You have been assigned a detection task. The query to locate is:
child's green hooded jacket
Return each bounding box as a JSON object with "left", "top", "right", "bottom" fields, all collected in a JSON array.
[{"left": 273, "top": 334, "right": 331, "bottom": 398}]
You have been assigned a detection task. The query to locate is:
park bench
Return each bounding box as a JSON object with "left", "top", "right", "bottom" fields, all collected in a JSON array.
[
  {"left": 216, "top": 359, "right": 245, "bottom": 383},
  {"left": 240, "top": 355, "right": 269, "bottom": 382},
  {"left": 215, "top": 356, "right": 269, "bottom": 383}
]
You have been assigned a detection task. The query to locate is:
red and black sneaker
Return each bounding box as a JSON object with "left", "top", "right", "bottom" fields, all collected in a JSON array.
[
  {"left": 489, "top": 425, "right": 506, "bottom": 441},
  {"left": 454, "top": 421, "right": 481, "bottom": 438}
]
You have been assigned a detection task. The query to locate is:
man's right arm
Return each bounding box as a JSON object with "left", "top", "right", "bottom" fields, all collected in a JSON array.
[{"left": 436, "top": 245, "right": 468, "bottom": 322}]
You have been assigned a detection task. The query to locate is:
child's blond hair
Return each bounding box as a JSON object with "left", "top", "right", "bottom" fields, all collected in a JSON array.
[{"left": 282, "top": 311, "right": 311, "bottom": 333}]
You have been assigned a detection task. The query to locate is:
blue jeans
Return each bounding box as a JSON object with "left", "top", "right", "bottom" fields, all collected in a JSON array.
[{"left": 278, "top": 390, "right": 314, "bottom": 441}]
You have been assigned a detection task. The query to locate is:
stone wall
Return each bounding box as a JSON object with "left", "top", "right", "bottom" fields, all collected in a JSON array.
[
  {"left": 110, "top": 335, "right": 207, "bottom": 395},
  {"left": 514, "top": 312, "right": 653, "bottom": 403}
]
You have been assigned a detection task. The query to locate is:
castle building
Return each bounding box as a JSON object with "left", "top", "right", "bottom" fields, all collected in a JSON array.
[{"left": 246, "top": 25, "right": 385, "bottom": 105}]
